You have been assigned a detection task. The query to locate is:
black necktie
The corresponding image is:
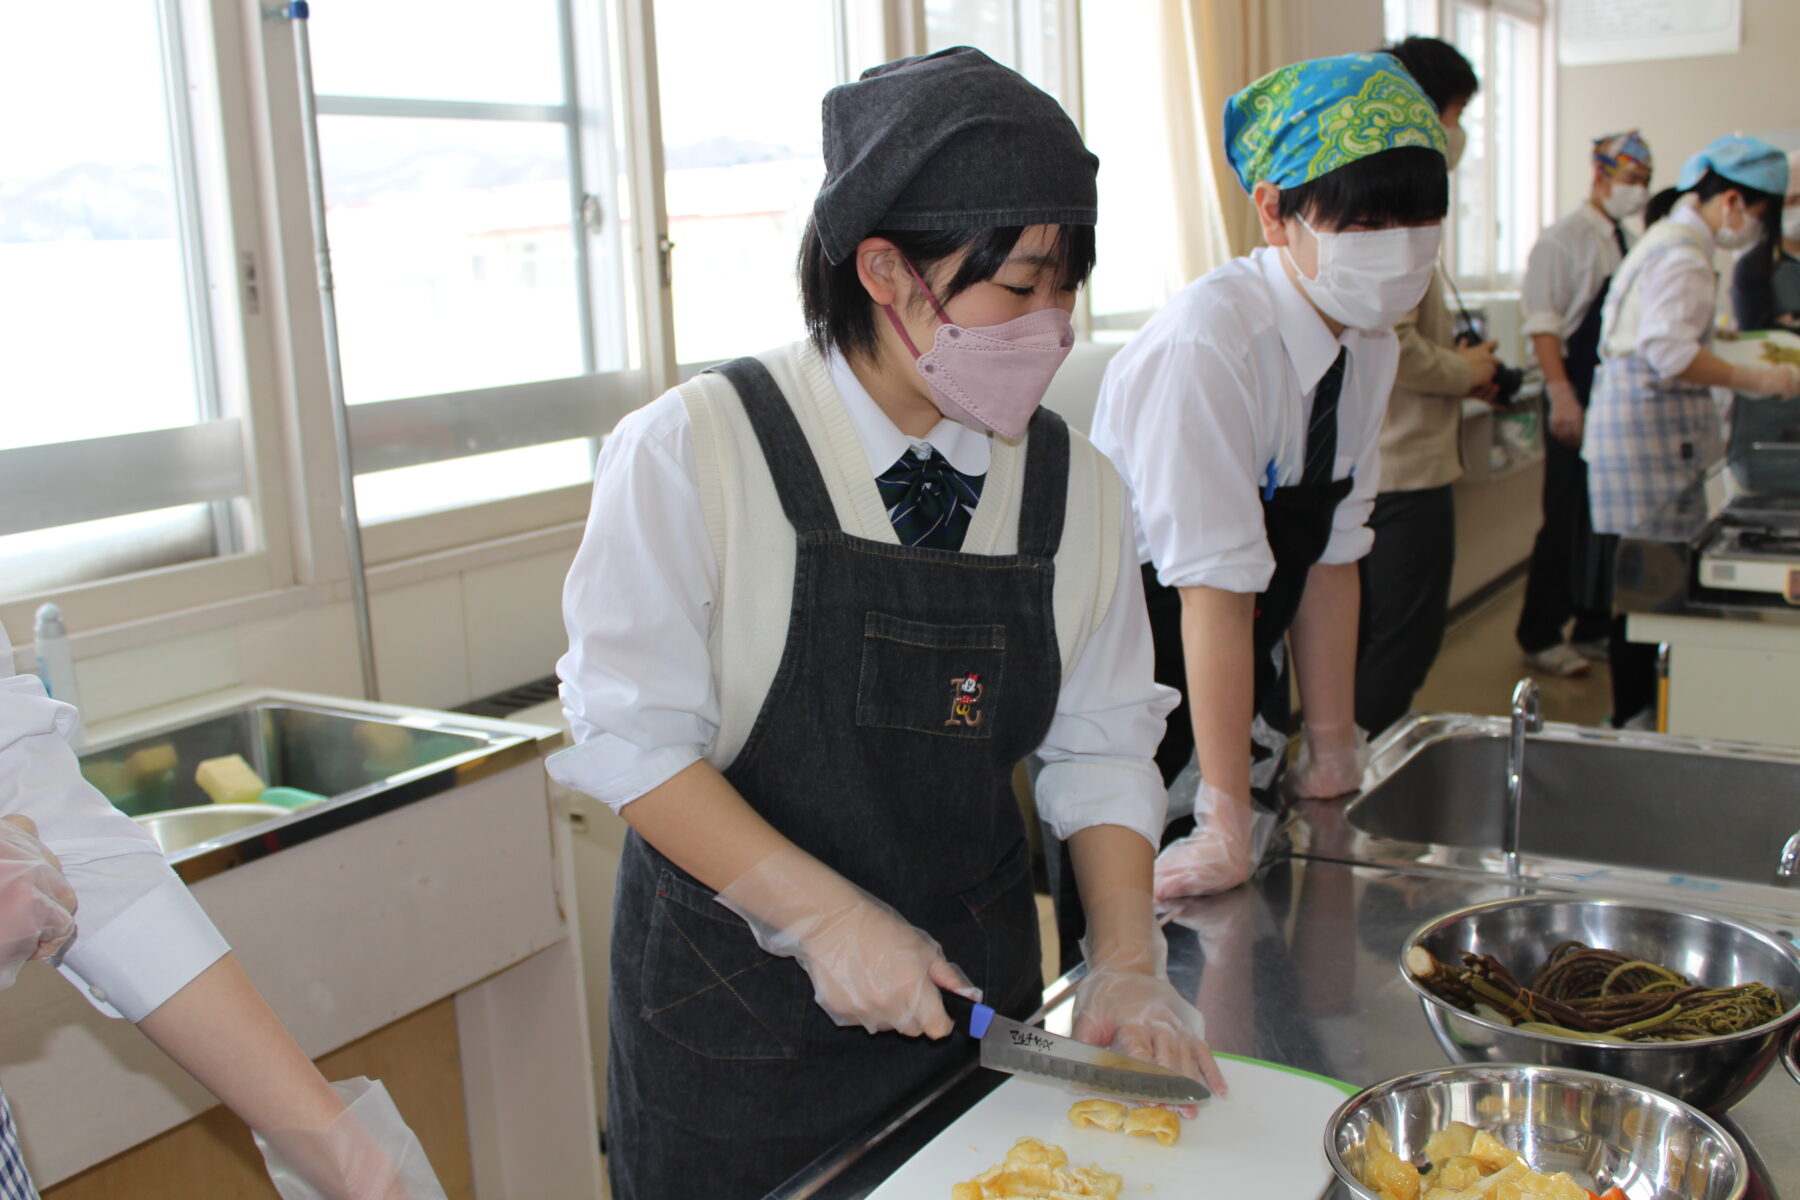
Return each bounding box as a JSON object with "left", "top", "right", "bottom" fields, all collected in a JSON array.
[
  {"left": 1302, "top": 347, "right": 1348, "bottom": 487},
  {"left": 1613, "top": 222, "right": 1629, "bottom": 256},
  {"left": 875, "top": 446, "right": 984, "bottom": 551}
]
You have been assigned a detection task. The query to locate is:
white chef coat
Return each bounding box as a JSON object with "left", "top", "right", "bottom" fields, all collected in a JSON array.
[
  {"left": 551, "top": 352, "right": 1176, "bottom": 849},
  {"left": 1520, "top": 201, "right": 1629, "bottom": 351},
  {"left": 1089, "top": 247, "right": 1394, "bottom": 594},
  {"left": 1608, "top": 203, "right": 1719, "bottom": 379},
  {"left": 0, "top": 621, "right": 229, "bottom": 1022}
]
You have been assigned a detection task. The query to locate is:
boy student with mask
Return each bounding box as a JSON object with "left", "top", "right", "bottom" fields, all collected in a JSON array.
[
  {"left": 1089, "top": 53, "right": 1448, "bottom": 900},
  {"left": 1353, "top": 36, "right": 1496, "bottom": 740},
  {"left": 1587, "top": 136, "right": 1800, "bottom": 728},
  {"left": 1514, "top": 131, "right": 1655, "bottom": 680},
  {"left": 1731, "top": 149, "right": 1800, "bottom": 333},
  {"left": 551, "top": 49, "right": 1217, "bottom": 1200}
]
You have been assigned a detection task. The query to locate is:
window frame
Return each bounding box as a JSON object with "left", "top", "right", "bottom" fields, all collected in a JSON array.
[
  {"left": 0, "top": 0, "right": 299, "bottom": 641},
  {"left": 1403, "top": 0, "right": 1550, "bottom": 295},
  {"left": 2, "top": 0, "right": 1122, "bottom": 645}
]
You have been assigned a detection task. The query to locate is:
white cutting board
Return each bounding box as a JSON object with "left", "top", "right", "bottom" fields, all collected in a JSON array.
[{"left": 867, "top": 1054, "right": 1358, "bottom": 1197}]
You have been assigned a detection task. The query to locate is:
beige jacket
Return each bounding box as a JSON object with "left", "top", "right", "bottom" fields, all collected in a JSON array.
[{"left": 1376, "top": 272, "right": 1471, "bottom": 492}]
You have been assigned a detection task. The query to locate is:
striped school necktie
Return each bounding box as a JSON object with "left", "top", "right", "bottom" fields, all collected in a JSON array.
[
  {"left": 1301, "top": 347, "right": 1349, "bottom": 487},
  {"left": 875, "top": 445, "right": 984, "bottom": 551}
]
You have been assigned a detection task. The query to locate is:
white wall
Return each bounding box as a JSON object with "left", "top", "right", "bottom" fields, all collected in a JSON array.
[
  {"left": 1555, "top": 0, "right": 1800, "bottom": 214},
  {"left": 1296, "top": 0, "right": 1384, "bottom": 61}
]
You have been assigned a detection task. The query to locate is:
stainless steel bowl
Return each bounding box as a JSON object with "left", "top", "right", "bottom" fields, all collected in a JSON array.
[
  {"left": 1783, "top": 1023, "right": 1799, "bottom": 1088},
  {"left": 1402, "top": 897, "right": 1800, "bottom": 1112},
  {"left": 1321, "top": 1064, "right": 1748, "bottom": 1200}
]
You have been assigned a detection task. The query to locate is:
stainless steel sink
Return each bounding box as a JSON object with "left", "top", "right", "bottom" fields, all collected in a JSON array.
[
  {"left": 135, "top": 803, "right": 289, "bottom": 853},
  {"left": 77, "top": 697, "right": 540, "bottom": 881},
  {"left": 1292, "top": 715, "right": 1800, "bottom": 920}
]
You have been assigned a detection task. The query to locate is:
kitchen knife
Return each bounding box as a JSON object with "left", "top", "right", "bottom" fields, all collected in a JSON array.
[{"left": 941, "top": 990, "right": 1211, "bottom": 1104}]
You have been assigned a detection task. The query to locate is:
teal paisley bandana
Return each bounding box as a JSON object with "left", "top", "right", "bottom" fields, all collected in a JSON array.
[{"left": 1223, "top": 53, "right": 1445, "bottom": 194}]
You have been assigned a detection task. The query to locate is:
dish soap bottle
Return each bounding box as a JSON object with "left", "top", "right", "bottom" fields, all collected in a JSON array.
[{"left": 34, "top": 603, "right": 84, "bottom": 749}]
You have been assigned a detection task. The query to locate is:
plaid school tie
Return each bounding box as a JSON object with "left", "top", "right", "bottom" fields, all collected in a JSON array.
[
  {"left": 875, "top": 445, "right": 985, "bottom": 551},
  {"left": 1301, "top": 347, "right": 1349, "bottom": 487}
]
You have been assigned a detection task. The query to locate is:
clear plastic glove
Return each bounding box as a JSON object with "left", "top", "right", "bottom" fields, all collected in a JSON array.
[
  {"left": 1284, "top": 722, "right": 1369, "bottom": 801},
  {"left": 715, "top": 846, "right": 976, "bottom": 1037},
  {"left": 1545, "top": 380, "right": 1584, "bottom": 447},
  {"left": 0, "top": 814, "right": 77, "bottom": 988},
  {"left": 1153, "top": 785, "right": 1259, "bottom": 901},
  {"left": 1070, "top": 925, "right": 1226, "bottom": 1113},
  {"left": 253, "top": 1078, "right": 447, "bottom": 1200},
  {"left": 1731, "top": 361, "right": 1800, "bottom": 397}
]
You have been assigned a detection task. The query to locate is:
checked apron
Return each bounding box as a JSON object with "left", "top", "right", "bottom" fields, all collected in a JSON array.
[{"left": 605, "top": 358, "right": 1066, "bottom": 1199}]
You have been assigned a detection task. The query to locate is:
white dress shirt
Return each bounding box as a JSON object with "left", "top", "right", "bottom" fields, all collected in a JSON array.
[
  {"left": 1626, "top": 204, "right": 1718, "bottom": 379},
  {"left": 0, "top": 621, "right": 229, "bottom": 1022},
  {"left": 552, "top": 352, "right": 1175, "bottom": 849},
  {"left": 1521, "top": 201, "right": 1628, "bottom": 350},
  {"left": 1089, "top": 247, "right": 1396, "bottom": 594}
]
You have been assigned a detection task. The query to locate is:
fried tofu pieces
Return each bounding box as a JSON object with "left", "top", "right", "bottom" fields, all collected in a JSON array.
[
  {"left": 1357, "top": 1120, "right": 1591, "bottom": 1200},
  {"left": 952, "top": 1138, "right": 1124, "bottom": 1200}
]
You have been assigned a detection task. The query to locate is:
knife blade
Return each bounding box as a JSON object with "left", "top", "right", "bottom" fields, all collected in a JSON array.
[{"left": 943, "top": 991, "right": 1211, "bottom": 1104}]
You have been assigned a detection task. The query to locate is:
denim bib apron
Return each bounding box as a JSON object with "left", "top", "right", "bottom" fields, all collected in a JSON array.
[{"left": 604, "top": 358, "right": 1065, "bottom": 1200}]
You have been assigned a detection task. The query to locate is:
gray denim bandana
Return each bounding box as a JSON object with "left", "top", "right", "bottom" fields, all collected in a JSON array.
[{"left": 812, "top": 46, "right": 1099, "bottom": 265}]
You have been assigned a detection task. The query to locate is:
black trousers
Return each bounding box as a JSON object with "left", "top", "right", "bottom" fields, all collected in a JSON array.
[
  {"left": 1516, "top": 429, "right": 1612, "bottom": 652},
  {"left": 1355, "top": 486, "right": 1456, "bottom": 739},
  {"left": 1590, "top": 532, "right": 1658, "bottom": 726}
]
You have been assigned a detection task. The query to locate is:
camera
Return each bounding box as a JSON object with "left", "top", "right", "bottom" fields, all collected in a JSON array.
[{"left": 1454, "top": 327, "right": 1525, "bottom": 410}]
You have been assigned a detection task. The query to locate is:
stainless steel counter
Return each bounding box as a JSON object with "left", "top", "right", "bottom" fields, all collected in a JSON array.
[{"left": 772, "top": 857, "right": 1800, "bottom": 1198}]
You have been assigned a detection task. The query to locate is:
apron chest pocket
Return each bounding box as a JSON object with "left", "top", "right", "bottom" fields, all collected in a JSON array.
[{"left": 855, "top": 612, "right": 1005, "bottom": 740}]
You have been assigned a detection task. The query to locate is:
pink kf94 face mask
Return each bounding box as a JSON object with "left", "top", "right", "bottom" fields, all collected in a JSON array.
[{"left": 881, "top": 256, "right": 1075, "bottom": 440}]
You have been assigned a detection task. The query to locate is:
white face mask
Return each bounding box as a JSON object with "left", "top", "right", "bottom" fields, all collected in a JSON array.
[
  {"left": 1284, "top": 215, "right": 1443, "bottom": 332},
  {"left": 1601, "top": 183, "right": 1648, "bottom": 220},
  {"left": 1444, "top": 125, "right": 1467, "bottom": 171},
  {"left": 1714, "top": 198, "right": 1762, "bottom": 251},
  {"left": 1783, "top": 206, "right": 1800, "bottom": 241}
]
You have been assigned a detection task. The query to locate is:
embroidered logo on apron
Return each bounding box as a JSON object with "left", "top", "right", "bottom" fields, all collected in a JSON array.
[{"left": 946, "top": 673, "right": 985, "bottom": 727}]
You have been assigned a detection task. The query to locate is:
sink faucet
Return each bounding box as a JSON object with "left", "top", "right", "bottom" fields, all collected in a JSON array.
[
  {"left": 1780, "top": 830, "right": 1800, "bottom": 885},
  {"left": 1506, "top": 679, "right": 1543, "bottom": 880}
]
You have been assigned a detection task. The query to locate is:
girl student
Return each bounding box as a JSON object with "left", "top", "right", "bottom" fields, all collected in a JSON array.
[
  {"left": 1585, "top": 136, "right": 1800, "bottom": 728},
  {"left": 1088, "top": 53, "right": 1449, "bottom": 901},
  {"left": 550, "top": 48, "right": 1221, "bottom": 1200}
]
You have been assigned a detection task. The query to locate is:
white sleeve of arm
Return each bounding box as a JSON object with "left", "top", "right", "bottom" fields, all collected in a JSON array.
[
  {"left": 546, "top": 393, "right": 722, "bottom": 811},
  {"left": 1106, "top": 338, "right": 1275, "bottom": 594},
  {"left": 0, "top": 668, "right": 228, "bottom": 1022},
  {"left": 1637, "top": 254, "right": 1714, "bottom": 379},
  {"left": 1519, "top": 236, "right": 1571, "bottom": 342},
  {"left": 1031, "top": 500, "right": 1176, "bottom": 851}
]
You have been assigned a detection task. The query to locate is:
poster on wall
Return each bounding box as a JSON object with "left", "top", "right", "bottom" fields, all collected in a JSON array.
[{"left": 1558, "top": 0, "right": 1741, "bottom": 66}]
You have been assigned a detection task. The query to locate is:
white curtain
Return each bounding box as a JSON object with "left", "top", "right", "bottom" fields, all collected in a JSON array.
[{"left": 1160, "top": 0, "right": 1296, "bottom": 281}]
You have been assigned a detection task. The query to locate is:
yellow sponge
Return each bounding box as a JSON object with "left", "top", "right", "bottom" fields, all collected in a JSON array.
[
  {"left": 195, "top": 754, "right": 267, "bottom": 805},
  {"left": 123, "top": 743, "right": 178, "bottom": 784}
]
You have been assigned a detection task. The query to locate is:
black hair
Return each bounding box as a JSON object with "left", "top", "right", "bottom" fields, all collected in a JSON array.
[
  {"left": 797, "top": 221, "right": 1096, "bottom": 363},
  {"left": 1275, "top": 145, "right": 1449, "bottom": 230},
  {"left": 1683, "top": 168, "right": 1781, "bottom": 236},
  {"left": 1378, "top": 36, "right": 1479, "bottom": 113},
  {"left": 1643, "top": 186, "right": 1682, "bottom": 228}
]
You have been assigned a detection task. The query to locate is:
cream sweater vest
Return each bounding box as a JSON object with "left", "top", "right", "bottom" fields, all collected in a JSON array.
[{"left": 680, "top": 341, "right": 1123, "bottom": 768}]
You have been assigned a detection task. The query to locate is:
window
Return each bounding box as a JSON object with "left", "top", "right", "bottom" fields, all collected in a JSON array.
[
  {"left": 3, "top": 0, "right": 1192, "bottom": 636},
  {"left": 1078, "top": 0, "right": 1180, "bottom": 334},
  {"left": 654, "top": 0, "right": 845, "bottom": 371},
  {"left": 0, "top": 0, "right": 258, "bottom": 598},
  {"left": 307, "top": 0, "right": 640, "bottom": 530},
  {"left": 925, "top": 0, "right": 1067, "bottom": 97},
  {"left": 1384, "top": 0, "right": 1547, "bottom": 293}
]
